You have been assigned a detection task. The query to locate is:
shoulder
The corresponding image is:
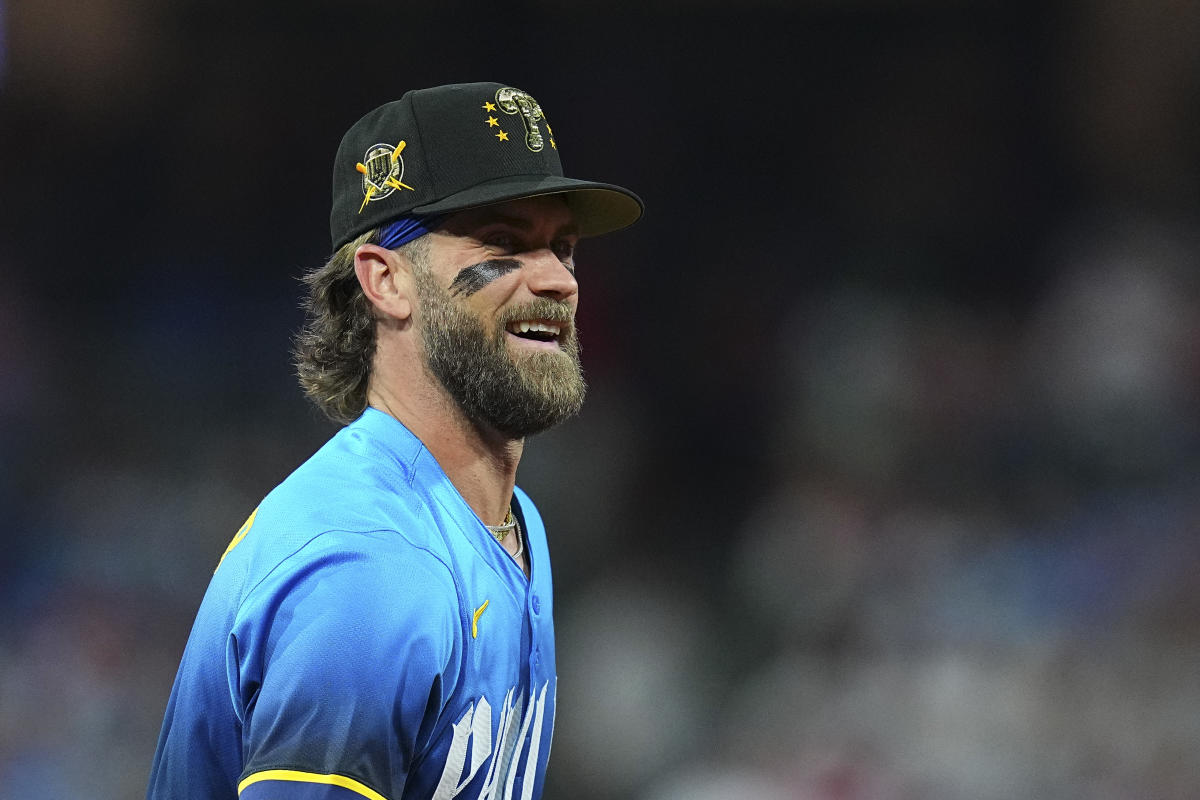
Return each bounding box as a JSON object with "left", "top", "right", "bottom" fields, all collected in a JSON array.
[
  {"left": 239, "top": 528, "right": 463, "bottom": 637},
  {"left": 261, "top": 416, "right": 426, "bottom": 532},
  {"left": 221, "top": 416, "right": 451, "bottom": 580}
]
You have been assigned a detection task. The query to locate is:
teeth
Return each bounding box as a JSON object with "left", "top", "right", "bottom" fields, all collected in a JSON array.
[{"left": 510, "top": 321, "right": 561, "bottom": 336}]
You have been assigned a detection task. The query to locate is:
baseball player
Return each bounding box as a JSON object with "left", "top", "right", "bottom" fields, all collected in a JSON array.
[{"left": 146, "top": 82, "right": 642, "bottom": 800}]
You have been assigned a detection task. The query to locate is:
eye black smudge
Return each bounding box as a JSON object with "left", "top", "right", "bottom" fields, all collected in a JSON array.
[{"left": 449, "top": 259, "right": 522, "bottom": 297}]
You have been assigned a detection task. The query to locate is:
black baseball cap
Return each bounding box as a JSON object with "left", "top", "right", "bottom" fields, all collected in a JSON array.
[{"left": 330, "top": 82, "right": 644, "bottom": 251}]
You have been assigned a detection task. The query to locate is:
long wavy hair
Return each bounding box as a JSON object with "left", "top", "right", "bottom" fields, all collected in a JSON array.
[{"left": 293, "top": 230, "right": 428, "bottom": 424}]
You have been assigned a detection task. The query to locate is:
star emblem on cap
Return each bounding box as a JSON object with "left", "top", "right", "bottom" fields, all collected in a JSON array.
[
  {"left": 486, "top": 116, "right": 500, "bottom": 127},
  {"left": 483, "top": 101, "right": 497, "bottom": 112},
  {"left": 495, "top": 130, "right": 509, "bottom": 142}
]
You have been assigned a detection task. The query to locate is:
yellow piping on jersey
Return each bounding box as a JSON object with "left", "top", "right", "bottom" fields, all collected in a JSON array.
[
  {"left": 216, "top": 507, "right": 258, "bottom": 572},
  {"left": 238, "top": 769, "right": 389, "bottom": 800}
]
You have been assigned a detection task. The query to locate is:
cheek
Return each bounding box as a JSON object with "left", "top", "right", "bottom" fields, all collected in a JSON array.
[{"left": 448, "top": 258, "right": 523, "bottom": 298}]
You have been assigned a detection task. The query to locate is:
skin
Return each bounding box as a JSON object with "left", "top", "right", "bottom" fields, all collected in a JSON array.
[
  {"left": 352, "top": 195, "right": 581, "bottom": 573},
  {"left": 449, "top": 258, "right": 523, "bottom": 297}
]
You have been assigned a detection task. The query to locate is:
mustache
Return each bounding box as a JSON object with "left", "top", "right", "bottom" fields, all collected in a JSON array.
[{"left": 498, "top": 298, "right": 575, "bottom": 328}]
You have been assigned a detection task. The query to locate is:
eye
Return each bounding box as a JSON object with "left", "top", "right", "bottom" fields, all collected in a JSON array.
[
  {"left": 482, "top": 232, "right": 519, "bottom": 253},
  {"left": 551, "top": 238, "right": 577, "bottom": 264}
]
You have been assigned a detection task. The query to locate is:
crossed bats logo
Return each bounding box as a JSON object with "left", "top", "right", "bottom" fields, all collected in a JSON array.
[{"left": 356, "top": 140, "right": 414, "bottom": 213}]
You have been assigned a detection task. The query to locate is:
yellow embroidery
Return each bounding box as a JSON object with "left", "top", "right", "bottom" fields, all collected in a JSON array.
[
  {"left": 356, "top": 140, "right": 413, "bottom": 213},
  {"left": 482, "top": 101, "right": 497, "bottom": 112},
  {"left": 216, "top": 508, "right": 258, "bottom": 571},
  {"left": 472, "top": 600, "right": 490, "bottom": 639},
  {"left": 495, "top": 131, "right": 509, "bottom": 142}
]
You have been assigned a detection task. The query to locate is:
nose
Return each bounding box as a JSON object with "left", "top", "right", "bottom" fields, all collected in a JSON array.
[{"left": 523, "top": 248, "right": 579, "bottom": 301}]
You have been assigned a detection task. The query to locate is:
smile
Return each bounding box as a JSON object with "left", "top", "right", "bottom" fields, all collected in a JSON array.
[{"left": 505, "top": 319, "right": 564, "bottom": 349}]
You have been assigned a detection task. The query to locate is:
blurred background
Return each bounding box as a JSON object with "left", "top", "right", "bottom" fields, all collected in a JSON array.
[{"left": 2, "top": 1, "right": 1199, "bottom": 798}]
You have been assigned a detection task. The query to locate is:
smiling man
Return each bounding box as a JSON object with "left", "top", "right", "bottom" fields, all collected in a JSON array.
[{"left": 146, "top": 82, "right": 642, "bottom": 800}]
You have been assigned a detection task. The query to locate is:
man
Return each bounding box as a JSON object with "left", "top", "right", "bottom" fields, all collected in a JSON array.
[{"left": 147, "top": 82, "right": 642, "bottom": 800}]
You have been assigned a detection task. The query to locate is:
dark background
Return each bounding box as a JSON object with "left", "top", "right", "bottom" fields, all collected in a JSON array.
[{"left": 2, "top": 1, "right": 1199, "bottom": 798}]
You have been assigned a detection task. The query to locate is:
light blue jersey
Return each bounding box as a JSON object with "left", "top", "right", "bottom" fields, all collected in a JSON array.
[{"left": 148, "top": 408, "right": 556, "bottom": 800}]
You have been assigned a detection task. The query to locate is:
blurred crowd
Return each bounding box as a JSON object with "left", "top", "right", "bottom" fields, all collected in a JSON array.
[{"left": 2, "top": 2, "right": 1198, "bottom": 799}]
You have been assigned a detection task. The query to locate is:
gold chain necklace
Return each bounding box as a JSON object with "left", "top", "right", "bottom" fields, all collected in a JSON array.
[
  {"left": 485, "top": 507, "right": 524, "bottom": 561},
  {"left": 485, "top": 507, "right": 518, "bottom": 542}
]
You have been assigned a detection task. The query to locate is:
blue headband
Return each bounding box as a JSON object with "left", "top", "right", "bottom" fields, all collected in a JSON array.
[{"left": 378, "top": 214, "right": 444, "bottom": 250}]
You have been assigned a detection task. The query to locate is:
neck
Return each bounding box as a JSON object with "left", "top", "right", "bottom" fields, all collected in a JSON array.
[{"left": 367, "top": 382, "right": 522, "bottom": 528}]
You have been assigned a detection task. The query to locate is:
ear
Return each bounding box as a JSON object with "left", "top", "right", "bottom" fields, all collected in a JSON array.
[{"left": 354, "top": 244, "right": 413, "bottom": 321}]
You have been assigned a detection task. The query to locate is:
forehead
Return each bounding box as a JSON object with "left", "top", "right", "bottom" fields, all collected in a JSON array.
[{"left": 438, "top": 195, "right": 578, "bottom": 237}]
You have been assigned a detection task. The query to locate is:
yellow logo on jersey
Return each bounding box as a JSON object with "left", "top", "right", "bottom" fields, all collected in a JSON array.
[
  {"left": 472, "top": 600, "right": 490, "bottom": 639},
  {"left": 216, "top": 507, "right": 258, "bottom": 571}
]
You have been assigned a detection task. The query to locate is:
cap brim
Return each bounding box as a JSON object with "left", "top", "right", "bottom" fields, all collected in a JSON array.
[{"left": 412, "top": 174, "right": 643, "bottom": 238}]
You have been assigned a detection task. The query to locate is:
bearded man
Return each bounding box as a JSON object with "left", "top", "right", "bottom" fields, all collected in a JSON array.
[{"left": 147, "top": 82, "right": 642, "bottom": 800}]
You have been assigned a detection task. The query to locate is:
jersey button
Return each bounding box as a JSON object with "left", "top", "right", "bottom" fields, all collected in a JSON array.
[{"left": 532, "top": 595, "right": 542, "bottom": 615}]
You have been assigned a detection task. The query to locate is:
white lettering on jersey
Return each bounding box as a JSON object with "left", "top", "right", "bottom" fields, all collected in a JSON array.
[
  {"left": 432, "top": 683, "right": 551, "bottom": 800},
  {"left": 432, "top": 696, "right": 493, "bottom": 799},
  {"left": 478, "top": 688, "right": 523, "bottom": 800},
  {"left": 517, "top": 683, "right": 549, "bottom": 800}
]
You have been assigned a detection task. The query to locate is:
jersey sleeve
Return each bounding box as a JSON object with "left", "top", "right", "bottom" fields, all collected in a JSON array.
[{"left": 230, "top": 530, "right": 465, "bottom": 800}]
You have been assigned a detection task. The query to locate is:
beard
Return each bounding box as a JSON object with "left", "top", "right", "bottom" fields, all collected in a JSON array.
[{"left": 413, "top": 267, "right": 587, "bottom": 438}]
